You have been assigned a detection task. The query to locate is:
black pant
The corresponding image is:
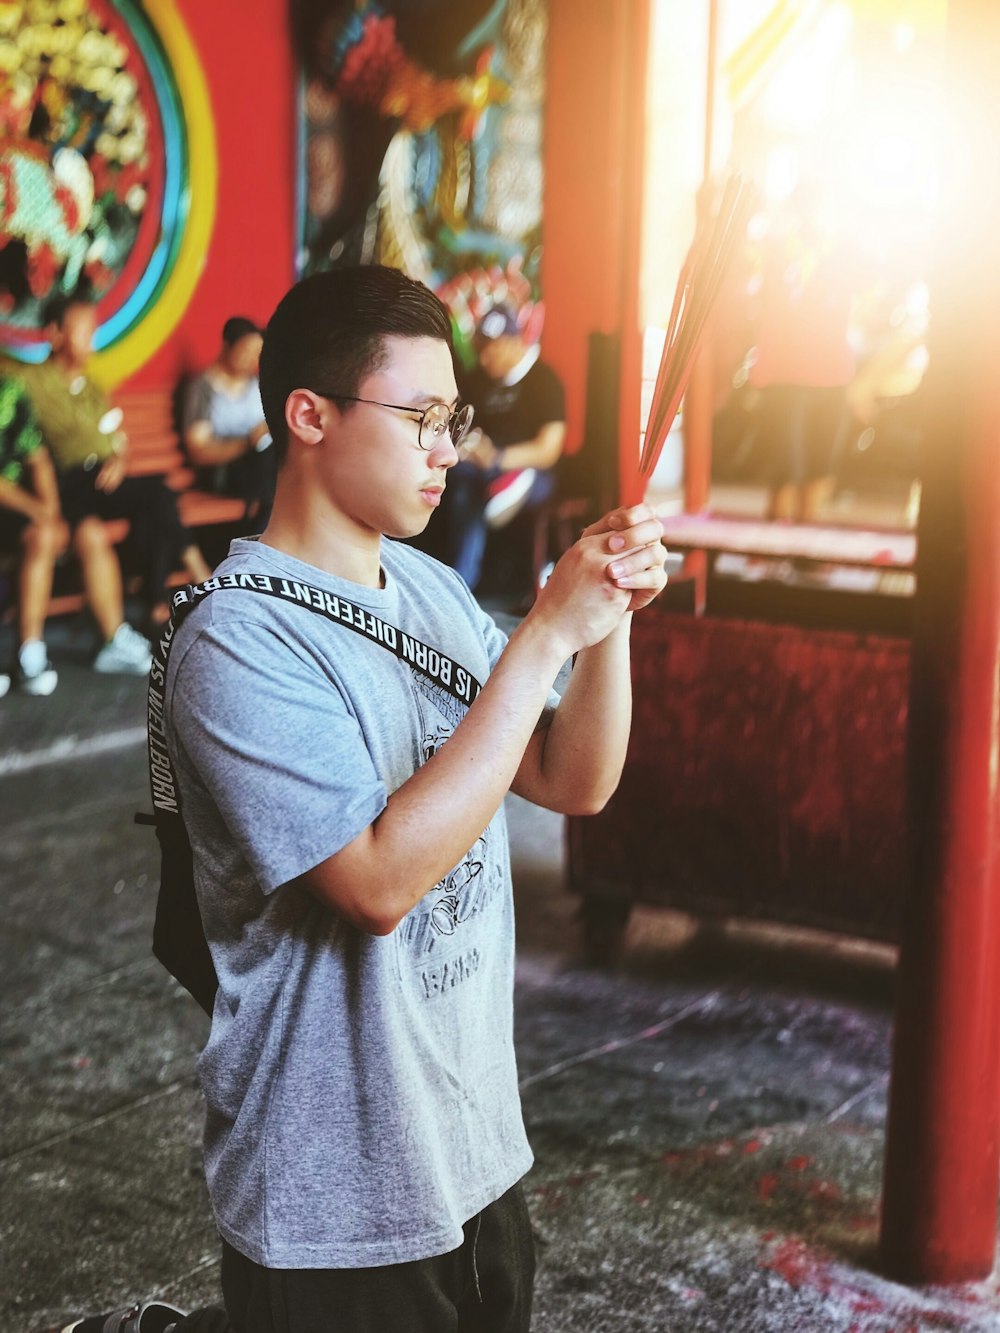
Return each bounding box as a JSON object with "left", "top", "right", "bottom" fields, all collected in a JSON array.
[
  {"left": 221, "top": 1183, "right": 535, "bottom": 1333},
  {"left": 58, "top": 468, "right": 189, "bottom": 609},
  {"left": 203, "top": 448, "right": 277, "bottom": 528}
]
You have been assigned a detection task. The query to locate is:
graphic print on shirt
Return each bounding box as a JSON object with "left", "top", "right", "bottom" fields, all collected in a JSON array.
[{"left": 397, "top": 672, "right": 503, "bottom": 970}]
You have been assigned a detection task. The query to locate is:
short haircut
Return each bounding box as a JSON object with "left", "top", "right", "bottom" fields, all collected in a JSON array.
[
  {"left": 258, "top": 265, "right": 453, "bottom": 461},
  {"left": 221, "top": 315, "right": 263, "bottom": 346},
  {"left": 42, "top": 292, "right": 93, "bottom": 329}
]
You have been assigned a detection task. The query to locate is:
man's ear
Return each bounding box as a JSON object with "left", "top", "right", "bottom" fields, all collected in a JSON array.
[{"left": 285, "top": 389, "right": 327, "bottom": 447}]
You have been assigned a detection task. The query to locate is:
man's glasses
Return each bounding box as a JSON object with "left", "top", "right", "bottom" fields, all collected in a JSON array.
[{"left": 312, "top": 392, "right": 475, "bottom": 454}]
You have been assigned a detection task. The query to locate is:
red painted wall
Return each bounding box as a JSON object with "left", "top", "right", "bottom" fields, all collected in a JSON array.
[
  {"left": 125, "top": 0, "right": 297, "bottom": 391},
  {"left": 126, "top": 0, "right": 650, "bottom": 495}
]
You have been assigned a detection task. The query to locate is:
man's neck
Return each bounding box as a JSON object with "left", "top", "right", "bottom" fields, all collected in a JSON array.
[
  {"left": 261, "top": 487, "right": 384, "bottom": 589},
  {"left": 50, "top": 349, "right": 85, "bottom": 378}
]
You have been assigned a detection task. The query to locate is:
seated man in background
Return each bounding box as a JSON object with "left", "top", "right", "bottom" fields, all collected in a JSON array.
[
  {"left": 12, "top": 296, "right": 211, "bottom": 669},
  {"left": 439, "top": 305, "right": 566, "bottom": 596},
  {"left": 181, "top": 316, "right": 276, "bottom": 528},
  {"left": 0, "top": 374, "right": 62, "bottom": 696}
]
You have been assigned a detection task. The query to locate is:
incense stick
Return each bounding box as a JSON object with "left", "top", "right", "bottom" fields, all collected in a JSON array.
[{"left": 640, "top": 174, "right": 755, "bottom": 479}]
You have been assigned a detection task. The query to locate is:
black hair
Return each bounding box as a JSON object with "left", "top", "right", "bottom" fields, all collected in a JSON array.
[
  {"left": 42, "top": 287, "right": 95, "bottom": 329},
  {"left": 221, "top": 315, "right": 263, "bottom": 346},
  {"left": 258, "top": 265, "right": 453, "bottom": 462}
]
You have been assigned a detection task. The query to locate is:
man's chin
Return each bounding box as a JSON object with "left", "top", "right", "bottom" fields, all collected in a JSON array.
[{"left": 386, "top": 514, "right": 432, "bottom": 541}]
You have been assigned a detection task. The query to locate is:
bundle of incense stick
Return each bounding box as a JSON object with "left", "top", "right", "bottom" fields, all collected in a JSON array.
[{"left": 639, "top": 173, "right": 756, "bottom": 479}]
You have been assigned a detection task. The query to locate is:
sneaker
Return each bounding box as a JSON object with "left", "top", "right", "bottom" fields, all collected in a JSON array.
[
  {"left": 15, "top": 638, "right": 58, "bottom": 695},
  {"left": 51, "top": 1301, "right": 187, "bottom": 1333},
  {"left": 0, "top": 672, "right": 9, "bottom": 699},
  {"left": 93, "top": 622, "right": 153, "bottom": 675},
  {"left": 484, "top": 467, "right": 536, "bottom": 529}
]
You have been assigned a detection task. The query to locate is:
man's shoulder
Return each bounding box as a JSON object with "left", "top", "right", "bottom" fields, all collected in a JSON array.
[
  {"left": 525, "top": 357, "right": 564, "bottom": 392},
  {"left": 384, "top": 539, "right": 471, "bottom": 598}
]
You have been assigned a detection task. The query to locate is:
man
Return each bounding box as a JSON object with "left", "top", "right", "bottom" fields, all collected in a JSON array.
[
  {"left": 440, "top": 304, "right": 566, "bottom": 593},
  {"left": 0, "top": 373, "right": 62, "bottom": 695},
  {"left": 163, "top": 265, "right": 667, "bottom": 1332},
  {"left": 181, "top": 316, "right": 276, "bottom": 528},
  {"left": 12, "top": 297, "right": 210, "bottom": 671}
]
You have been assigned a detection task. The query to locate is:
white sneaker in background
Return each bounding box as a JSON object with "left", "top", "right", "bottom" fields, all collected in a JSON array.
[
  {"left": 93, "top": 622, "right": 153, "bottom": 675},
  {"left": 0, "top": 671, "right": 9, "bottom": 699},
  {"left": 16, "top": 638, "right": 58, "bottom": 695}
]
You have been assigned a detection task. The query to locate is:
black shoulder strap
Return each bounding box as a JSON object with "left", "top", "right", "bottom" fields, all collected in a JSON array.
[
  {"left": 142, "top": 574, "right": 485, "bottom": 1014},
  {"left": 148, "top": 571, "right": 484, "bottom": 820}
]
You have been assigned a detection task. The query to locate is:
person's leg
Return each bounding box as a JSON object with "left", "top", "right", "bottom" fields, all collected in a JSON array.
[
  {"left": 12, "top": 513, "right": 64, "bottom": 693},
  {"left": 74, "top": 515, "right": 125, "bottom": 642},
  {"left": 800, "top": 385, "right": 846, "bottom": 522},
  {"left": 761, "top": 386, "right": 806, "bottom": 522},
  {"left": 182, "top": 541, "right": 212, "bottom": 584},
  {"left": 93, "top": 475, "right": 197, "bottom": 614},
  {"left": 485, "top": 469, "right": 558, "bottom": 605},
  {"left": 18, "top": 511, "right": 64, "bottom": 643},
  {"left": 220, "top": 1231, "right": 468, "bottom": 1333},
  {"left": 220, "top": 1188, "right": 534, "bottom": 1333},
  {"left": 437, "top": 460, "right": 491, "bottom": 589},
  {"left": 457, "top": 1184, "right": 535, "bottom": 1333},
  {"left": 226, "top": 449, "right": 278, "bottom": 528}
]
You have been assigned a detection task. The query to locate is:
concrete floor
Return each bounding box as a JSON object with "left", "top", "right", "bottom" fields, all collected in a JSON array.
[{"left": 3, "top": 619, "right": 1000, "bottom": 1332}]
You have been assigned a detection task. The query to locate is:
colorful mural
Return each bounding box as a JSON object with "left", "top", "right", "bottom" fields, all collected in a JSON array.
[
  {"left": 296, "top": 0, "right": 548, "bottom": 362},
  {"left": 0, "top": 0, "right": 216, "bottom": 381}
]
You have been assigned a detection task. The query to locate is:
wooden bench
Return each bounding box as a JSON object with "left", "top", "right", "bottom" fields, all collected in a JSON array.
[{"left": 42, "top": 387, "right": 248, "bottom": 618}]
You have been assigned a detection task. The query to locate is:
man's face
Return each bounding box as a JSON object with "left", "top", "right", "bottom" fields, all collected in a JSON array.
[
  {"left": 226, "top": 332, "right": 263, "bottom": 378},
  {"left": 478, "top": 333, "right": 524, "bottom": 381},
  {"left": 52, "top": 304, "right": 97, "bottom": 365},
  {"left": 315, "top": 334, "right": 461, "bottom": 540}
]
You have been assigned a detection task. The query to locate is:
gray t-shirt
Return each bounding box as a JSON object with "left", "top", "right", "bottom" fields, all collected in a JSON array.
[
  {"left": 182, "top": 372, "right": 264, "bottom": 440},
  {"left": 165, "top": 537, "right": 543, "bottom": 1269}
]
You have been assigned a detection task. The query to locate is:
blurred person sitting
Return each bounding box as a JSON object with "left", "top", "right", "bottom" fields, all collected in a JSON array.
[
  {"left": 0, "top": 374, "right": 63, "bottom": 696},
  {"left": 11, "top": 296, "right": 211, "bottom": 669},
  {"left": 439, "top": 305, "right": 565, "bottom": 595},
  {"left": 181, "top": 316, "right": 276, "bottom": 528},
  {"left": 748, "top": 190, "right": 855, "bottom": 524}
]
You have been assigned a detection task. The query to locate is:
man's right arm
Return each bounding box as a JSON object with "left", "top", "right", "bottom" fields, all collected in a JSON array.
[
  {"left": 183, "top": 378, "right": 268, "bottom": 467},
  {"left": 300, "top": 523, "right": 638, "bottom": 935},
  {"left": 184, "top": 418, "right": 260, "bottom": 468}
]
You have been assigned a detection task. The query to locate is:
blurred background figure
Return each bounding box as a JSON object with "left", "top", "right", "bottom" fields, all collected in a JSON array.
[
  {"left": 10, "top": 296, "right": 210, "bottom": 663},
  {"left": 0, "top": 373, "right": 63, "bottom": 696},
  {"left": 181, "top": 317, "right": 276, "bottom": 530},
  {"left": 747, "top": 185, "right": 855, "bottom": 523},
  {"left": 438, "top": 304, "right": 565, "bottom": 599}
]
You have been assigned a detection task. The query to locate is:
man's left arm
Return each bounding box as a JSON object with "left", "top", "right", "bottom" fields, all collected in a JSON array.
[
  {"left": 491, "top": 420, "right": 565, "bottom": 473},
  {"left": 511, "top": 505, "right": 666, "bottom": 814}
]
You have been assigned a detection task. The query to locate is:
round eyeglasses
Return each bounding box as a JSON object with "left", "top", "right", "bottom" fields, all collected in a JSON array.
[{"left": 311, "top": 391, "right": 475, "bottom": 454}]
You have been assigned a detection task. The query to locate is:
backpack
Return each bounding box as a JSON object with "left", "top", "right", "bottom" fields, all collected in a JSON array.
[{"left": 139, "top": 574, "right": 482, "bottom": 1015}]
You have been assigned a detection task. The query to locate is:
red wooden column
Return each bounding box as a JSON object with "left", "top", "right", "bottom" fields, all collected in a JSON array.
[
  {"left": 543, "top": 0, "right": 650, "bottom": 509},
  {"left": 679, "top": 0, "right": 719, "bottom": 614},
  {"left": 879, "top": 0, "right": 1000, "bottom": 1283}
]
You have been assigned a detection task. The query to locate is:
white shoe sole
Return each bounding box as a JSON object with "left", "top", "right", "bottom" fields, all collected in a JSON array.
[{"left": 93, "top": 660, "right": 152, "bottom": 675}]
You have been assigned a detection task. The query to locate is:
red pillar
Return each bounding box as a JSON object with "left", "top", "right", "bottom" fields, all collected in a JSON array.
[
  {"left": 542, "top": 0, "right": 650, "bottom": 506},
  {"left": 879, "top": 0, "right": 1000, "bottom": 1283},
  {"left": 679, "top": 0, "right": 718, "bottom": 613}
]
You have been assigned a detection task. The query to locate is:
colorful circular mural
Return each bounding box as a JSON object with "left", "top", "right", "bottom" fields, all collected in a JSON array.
[{"left": 0, "top": 0, "right": 215, "bottom": 382}]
